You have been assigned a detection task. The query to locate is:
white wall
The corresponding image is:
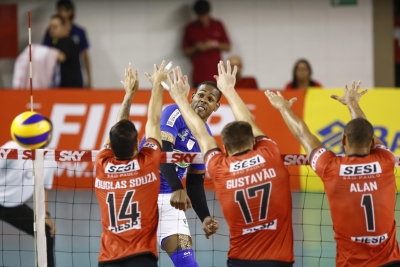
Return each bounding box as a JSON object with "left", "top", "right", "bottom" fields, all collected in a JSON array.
[{"left": 0, "top": 0, "right": 373, "bottom": 89}]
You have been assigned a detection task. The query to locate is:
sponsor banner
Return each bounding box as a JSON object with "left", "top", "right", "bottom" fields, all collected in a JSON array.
[
  {"left": 0, "top": 89, "right": 305, "bottom": 190},
  {"left": 302, "top": 89, "right": 400, "bottom": 192}
]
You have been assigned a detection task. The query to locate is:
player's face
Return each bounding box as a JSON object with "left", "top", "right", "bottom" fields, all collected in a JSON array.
[{"left": 190, "top": 84, "right": 220, "bottom": 121}]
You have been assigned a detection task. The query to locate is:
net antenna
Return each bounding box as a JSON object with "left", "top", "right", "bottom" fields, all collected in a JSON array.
[{"left": 28, "top": 10, "right": 47, "bottom": 267}]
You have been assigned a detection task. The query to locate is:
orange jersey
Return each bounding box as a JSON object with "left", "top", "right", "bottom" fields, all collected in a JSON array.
[
  {"left": 205, "top": 136, "right": 294, "bottom": 262},
  {"left": 94, "top": 138, "right": 161, "bottom": 263},
  {"left": 311, "top": 145, "right": 400, "bottom": 266}
]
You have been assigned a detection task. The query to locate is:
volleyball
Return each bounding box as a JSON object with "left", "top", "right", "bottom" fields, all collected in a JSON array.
[{"left": 10, "top": 111, "right": 51, "bottom": 149}]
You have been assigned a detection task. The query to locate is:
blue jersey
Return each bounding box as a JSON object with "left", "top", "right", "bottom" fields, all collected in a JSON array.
[{"left": 139, "top": 104, "right": 212, "bottom": 194}]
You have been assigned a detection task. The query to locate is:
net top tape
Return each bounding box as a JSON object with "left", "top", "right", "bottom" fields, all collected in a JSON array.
[{"left": 1, "top": 148, "right": 400, "bottom": 166}]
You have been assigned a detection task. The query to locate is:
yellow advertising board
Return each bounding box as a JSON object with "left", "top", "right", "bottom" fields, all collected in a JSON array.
[{"left": 302, "top": 89, "right": 400, "bottom": 192}]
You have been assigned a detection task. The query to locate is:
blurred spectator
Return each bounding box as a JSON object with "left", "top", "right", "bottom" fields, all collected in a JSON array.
[
  {"left": 43, "top": 0, "right": 91, "bottom": 88},
  {"left": 285, "top": 59, "right": 322, "bottom": 90},
  {"left": 49, "top": 15, "right": 82, "bottom": 88},
  {"left": 182, "top": 0, "right": 230, "bottom": 87},
  {"left": 229, "top": 55, "right": 258, "bottom": 89}
]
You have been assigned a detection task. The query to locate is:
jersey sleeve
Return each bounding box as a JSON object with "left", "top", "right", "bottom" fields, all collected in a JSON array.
[
  {"left": 139, "top": 138, "right": 162, "bottom": 166},
  {"left": 187, "top": 124, "right": 214, "bottom": 172},
  {"left": 309, "top": 147, "right": 337, "bottom": 181},
  {"left": 95, "top": 145, "right": 114, "bottom": 170},
  {"left": 253, "top": 136, "right": 280, "bottom": 156},
  {"left": 371, "top": 144, "right": 396, "bottom": 165},
  {"left": 204, "top": 148, "right": 224, "bottom": 179},
  {"left": 160, "top": 105, "right": 183, "bottom": 138}
]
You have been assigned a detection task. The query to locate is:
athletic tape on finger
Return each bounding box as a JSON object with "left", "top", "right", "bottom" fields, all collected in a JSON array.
[
  {"left": 161, "top": 81, "right": 170, "bottom": 90},
  {"left": 165, "top": 62, "right": 172, "bottom": 71}
]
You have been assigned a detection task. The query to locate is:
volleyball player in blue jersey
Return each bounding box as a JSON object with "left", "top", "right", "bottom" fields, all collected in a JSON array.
[{"left": 139, "top": 80, "right": 221, "bottom": 267}]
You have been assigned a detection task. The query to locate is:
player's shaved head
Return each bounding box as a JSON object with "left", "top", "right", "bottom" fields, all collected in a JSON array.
[
  {"left": 110, "top": 119, "right": 138, "bottom": 159},
  {"left": 344, "top": 118, "right": 374, "bottom": 148},
  {"left": 222, "top": 121, "right": 254, "bottom": 154}
]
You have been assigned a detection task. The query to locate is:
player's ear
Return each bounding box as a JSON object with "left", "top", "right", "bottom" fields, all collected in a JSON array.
[
  {"left": 214, "top": 102, "right": 220, "bottom": 112},
  {"left": 341, "top": 133, "right": 346, "bottom": 146},
  {"left": 133, "top": 140, "right": 139, "bottom": 156},
  {"left": 370, "top": 138, "right": 375, "bottom": 150},
  {"left": 191, "top": 93, "right": 195, "bottom": 101}
]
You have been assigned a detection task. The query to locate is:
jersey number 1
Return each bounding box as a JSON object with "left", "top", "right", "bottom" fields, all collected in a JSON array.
[
  {"left": 235, "top": 182, "right": 272, "bottom": 224},
  {"left": 106, "top": 190, "right": 141, "bottom": 227},
  {"left": 361, "top": 194, "right": 375, "bottom": 232}
]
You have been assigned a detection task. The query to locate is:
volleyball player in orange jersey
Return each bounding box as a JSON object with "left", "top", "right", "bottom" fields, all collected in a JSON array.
[
  {"left": 165, "top": 62, "right": 294, "bottom": 267},
  {"left": 95, "top": 62, "right": 168, "bottom": 266},
  {"left": 265, "top": 82, "right": 400, "bottom": 267}
]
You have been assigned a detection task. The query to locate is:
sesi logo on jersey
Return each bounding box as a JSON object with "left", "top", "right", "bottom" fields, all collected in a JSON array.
[
  {"left": 166, "top": 109, "right": 181, "bottom": 126},
  {"left": 105, "top": 160, "right": 140, "bottom": 173},
  {"left": 339, "top": 162, "right": 382, "bottom": 176},
  {"left": 229, "top": 155, "right": 266, "bottom": 172}
]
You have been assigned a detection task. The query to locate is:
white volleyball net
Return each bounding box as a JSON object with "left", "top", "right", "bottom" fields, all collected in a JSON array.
[{"left": 0, "top": 149, "right": 400, "bottom": 267}]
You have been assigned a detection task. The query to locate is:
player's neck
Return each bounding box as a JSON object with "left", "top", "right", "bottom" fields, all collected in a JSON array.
[{"left": 346, "top": 146, "right": 370, "bottom": 157}]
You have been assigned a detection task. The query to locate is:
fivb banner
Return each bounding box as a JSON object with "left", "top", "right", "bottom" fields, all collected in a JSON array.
[
  {"left": 302, "top": 89, "right": 400, "bottom": 192},
  {"left": 0, "top": 89, "right": 305, "bottom": 190}
]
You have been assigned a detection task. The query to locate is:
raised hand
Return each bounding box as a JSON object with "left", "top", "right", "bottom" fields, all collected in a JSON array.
[
  {"left": 166, "top": 66, "right": 191, "bottom": 101},
  {"left": 214, "top": 60, "right": 237, "bottom": 92},
  {"left": 331, "top": 80, "right": 368, "bottom": 106},
  {"left": 120, "top": 63, "right": 139, "bottom": 94},
  {"left": 264, "top": 90, "right": 297, "bottom": 110},
  {"left": 144, "top": 60, "right": 172, "bottom": 87},
  {"left": 202, "top": 216, "right": 219, "bottom": 239}
]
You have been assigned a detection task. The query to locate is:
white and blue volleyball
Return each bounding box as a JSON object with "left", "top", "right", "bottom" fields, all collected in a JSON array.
[{"left": 10, "top": 111, "right": 51, "bottom": 149}]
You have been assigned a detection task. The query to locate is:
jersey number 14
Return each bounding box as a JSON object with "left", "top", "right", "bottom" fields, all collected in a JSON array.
[{"left": 106, "top": 190, "right": 141, "bottom": 228}]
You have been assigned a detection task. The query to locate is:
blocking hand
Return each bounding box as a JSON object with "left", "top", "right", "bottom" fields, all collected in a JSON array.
[
  {"left": 120, "top": 63, "right": 139, "bottom": 94},
  {"left": 331, "top": 80, "right": 368, "bottom": 106},
  {"left": 264, "top": 90, "right": 297, "bottom": 110},
  {"left": 144, "top": 60, "right": 172, "bottom": 87},
  {"left": 214, "top": 60, "right": 237, "bottom": 92},
  {"left": 166, "top": 66, "right": 191, "bottom": 101}
]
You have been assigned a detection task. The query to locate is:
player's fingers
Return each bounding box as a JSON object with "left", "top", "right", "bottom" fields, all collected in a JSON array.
[
  {"left": 232, "top": 65, "right": 237, "bottom": 78},
  {"left": 344, "top": 85, "right": 349, "bottom": 92},
  {"left": 217, "top": 61, "right": 222, "bottom": 76},
  {"left": 289, "top": 97, "right": 297, "bottom": 105},
  {"left": 173, "top": 68, "right": 178, "bottom": 83},
  {"left": 183, "top": 75, "right": 189, "bottom": 85},
  {"left": 351, "top": 80, "right": 355, "bottom": 91},
  {"left": 167, "top": 71, "right": 173, "bottom": 86},
  {"left": 177, "top": 66, "right": 182, "bottom": 82},
  {"left": 360, "top": 89, "right": 368, "bottom": 95},
  {"left": 277, "top": 91, "right": 283, "bottom": 97},
  {"left": 226, "top": 60, "right": 231, "bottom": 74},
  {"left": 121, "top": 81, "right": 125, "bottom": 86},
  {"left": 213, "top": 75, "right": 219, "bottom": 82},
  {"left": 220, "top": 60, "right": 226, "bottom": 74},
  {"left": 160, "top": 60, "right": 166, "bottom": 70},
  {"left": 330, "top": 95, "right": 339, "bottom": 100},
  {"left": 186, "top": 197, "right": 192, "bottom": 209},
  {"left": 356, "top": 80, "right": 361, "bottom": 91}
]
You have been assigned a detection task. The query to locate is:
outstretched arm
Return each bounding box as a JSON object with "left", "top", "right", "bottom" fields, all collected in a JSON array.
[
  {"left": 166, "top": 67, "right": 219, "bottom": 155},
  {"left": 331, "top": 81, "right": 383, "bottom": 146},
  {"left": 214, "top": 61, "right": 281, "bottom": 137},
  {"left": 103, "top": 64, "right": 139, "bottom": 146},
  {"left": 144, "top": 61, "right": 170, "bottom": 146},
  {"left": 265, "top": 91, "right": 322, "bottom": 157}
]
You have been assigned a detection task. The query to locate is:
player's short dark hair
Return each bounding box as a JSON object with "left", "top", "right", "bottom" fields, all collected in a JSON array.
[
  {"left": 57, "top": 0, "right": 75, "bottom": 20},
  {"left": 193, "top": 0, "right": 211, "bottom": 16},
  {"left": 51, "top": 14, "right": 65, "bottom": 25},
  {"left": 221, "top": 121, "right": 254, "bottom": 154},
  {"left": 109, "top": 120, "right": 138, "bottom": 160},
  {"left": 344, "top": 118, "right": 374, "bottom": 147},
  {"left": 195, "top": 81, "right": 222, "bottom": 102}
]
